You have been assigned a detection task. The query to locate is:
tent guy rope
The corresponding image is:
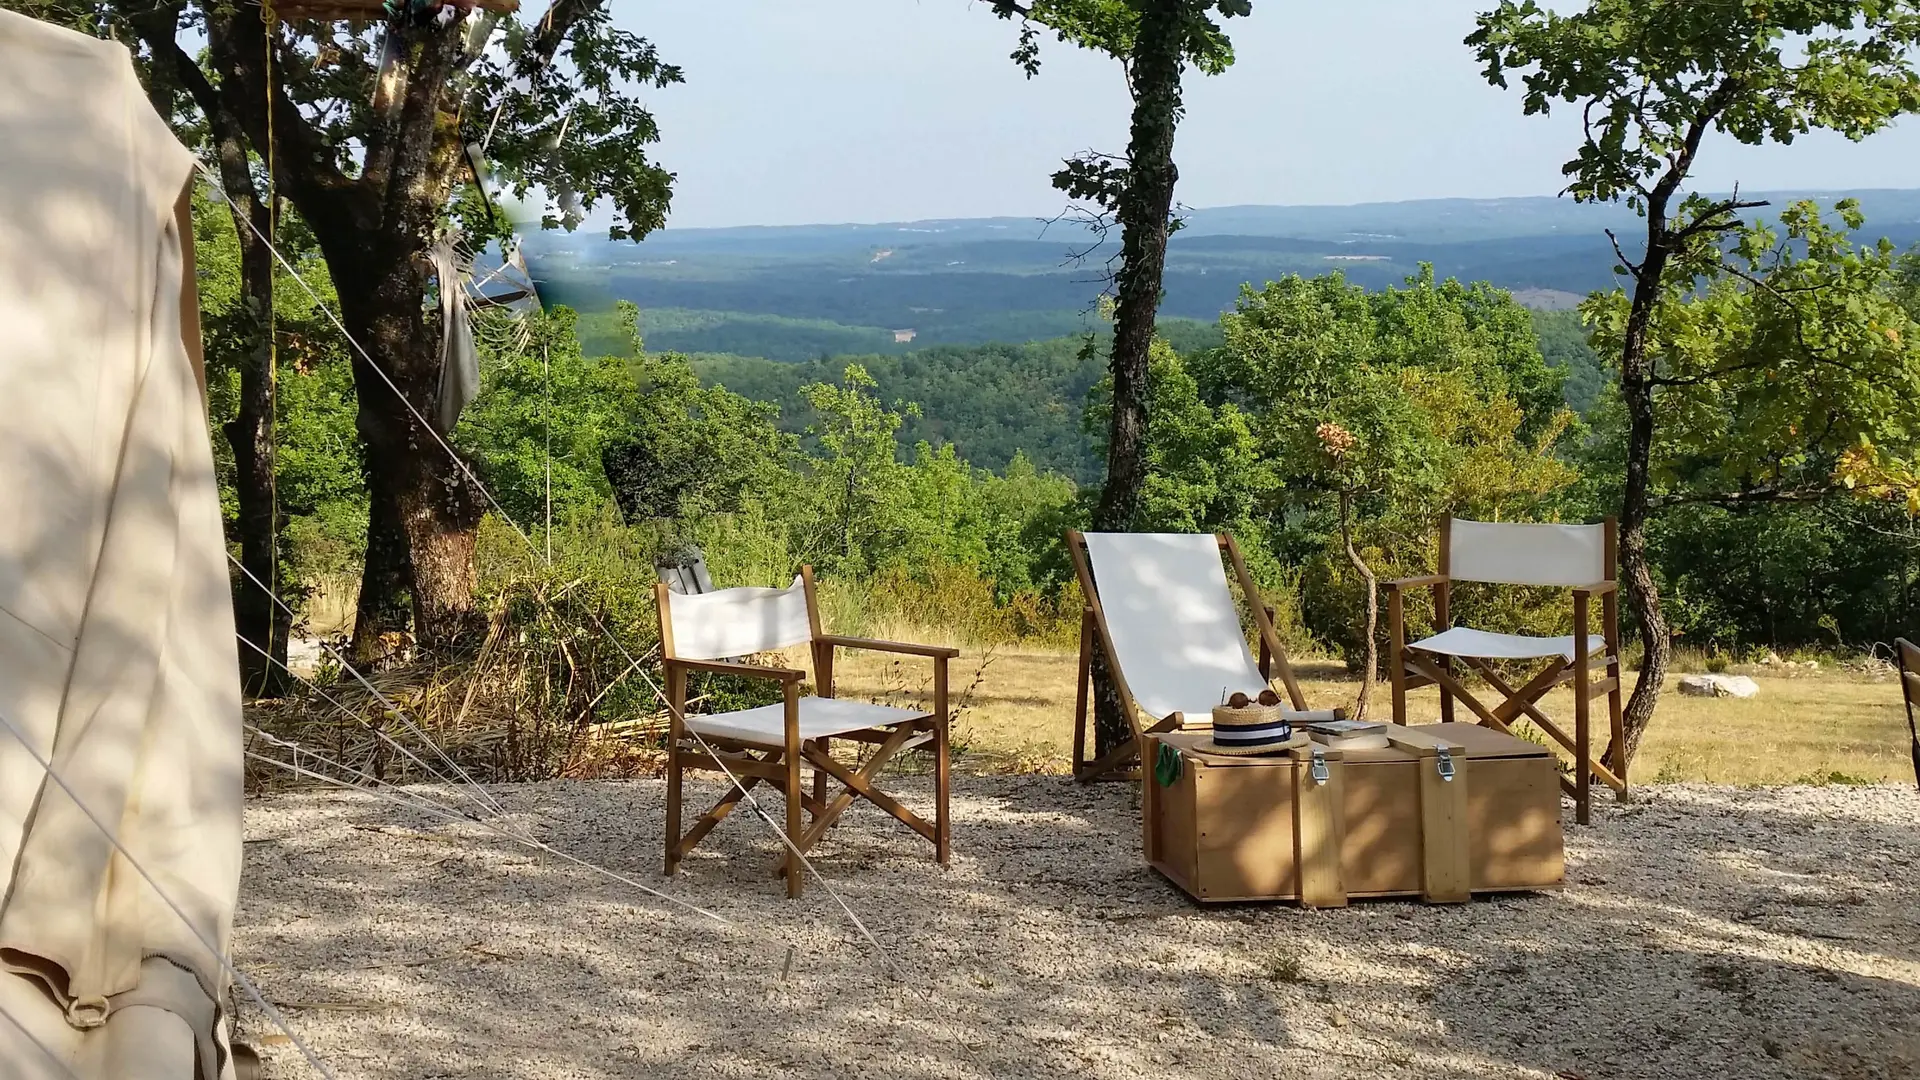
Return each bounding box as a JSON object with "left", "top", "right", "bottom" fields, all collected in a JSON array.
[
  {"left": 199, "top": 158, "right": 915, "bottom": 985},
  {"left": 0, "top": 709, "right": 344, "bottom": 1080}
]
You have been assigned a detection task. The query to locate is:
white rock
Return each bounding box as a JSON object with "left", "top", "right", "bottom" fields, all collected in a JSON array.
[
  {"left": 1678, "top": 674, "right": 1761, "bottom": 699},
  {"left": 1760, "top": 651, "right": 1781, "bottom": 666}
]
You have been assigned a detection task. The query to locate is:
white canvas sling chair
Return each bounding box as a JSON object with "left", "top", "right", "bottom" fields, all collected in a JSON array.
[
  {"left": 1386, "top": 517, "right": 1628, "bottom": 825},
  {"left": 656, "top": 568, "right": 956, "bottom": 898},
  {"left": 1067, "top": 531, "right": 1331, "bottom": 783}
]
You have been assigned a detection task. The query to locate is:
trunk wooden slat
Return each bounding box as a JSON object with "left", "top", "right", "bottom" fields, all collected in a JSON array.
[{"left": 1144, "top": 723, "right": 1564, "bottom": 904}]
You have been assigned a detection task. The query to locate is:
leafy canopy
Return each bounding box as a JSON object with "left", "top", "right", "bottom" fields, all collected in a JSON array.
[{"left": 1469, "top": 0, "right": 1920, "bottom": 211}]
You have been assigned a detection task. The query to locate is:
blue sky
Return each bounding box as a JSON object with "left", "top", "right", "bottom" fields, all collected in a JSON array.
[{"left": 618, "top": 0, "right": 1920, "bottom": 229}]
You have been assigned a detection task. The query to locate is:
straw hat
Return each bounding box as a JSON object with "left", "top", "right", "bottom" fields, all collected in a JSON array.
[{"left": 1198, "top": 691, "right": 1311, "bottom": 757}]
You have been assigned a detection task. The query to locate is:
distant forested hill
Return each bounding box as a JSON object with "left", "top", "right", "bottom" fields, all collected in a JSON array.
[{"left": 534, "top": 189, "right": 1920, "bottom": 359}]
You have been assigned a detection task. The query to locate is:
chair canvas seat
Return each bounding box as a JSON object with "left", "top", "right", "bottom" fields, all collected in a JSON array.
[
  {"left": 685, "top": 697, "right": 926, "bottom": 748},
  {"left": 1410, "top": 627, "right": 1609, "bottom": 662}
]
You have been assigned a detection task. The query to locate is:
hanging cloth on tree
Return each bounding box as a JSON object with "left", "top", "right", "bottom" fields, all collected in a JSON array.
[
  {"left": 0, "top": 9, "right": 243, "bottom": 1080},
  {"left": 431, "top": 239, "right": 480, "bottom": 434}
]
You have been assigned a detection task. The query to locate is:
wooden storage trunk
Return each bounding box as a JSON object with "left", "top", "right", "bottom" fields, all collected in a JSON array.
[{"left": 1143, "top": 723, "right": 1564, "bottom": 905}]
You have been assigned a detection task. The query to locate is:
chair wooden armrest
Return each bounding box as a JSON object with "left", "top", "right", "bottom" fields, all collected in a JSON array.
[
  {"left": 1384, "top": 574, "right": 1449, "bottom": 591},
  {"left": 817, "top": 635, "right": 961, "bottom": 660},
  {"left": 1571, "top": 580, "right": 1618, "bottom": 596},
  {"left": 664, "top": 657, "right": 806, "bottom": 683}
]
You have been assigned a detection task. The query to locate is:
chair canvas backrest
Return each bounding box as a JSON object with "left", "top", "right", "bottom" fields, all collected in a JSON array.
[
  {"left": 1447, "top": 519, "right": 1609, "bottom": 588},
  {"left": 1082, "top": 532, "right": 1267, "bottom": 720},
  {"left": 664, "top": 575, "right": 813, "bottom": 661}
]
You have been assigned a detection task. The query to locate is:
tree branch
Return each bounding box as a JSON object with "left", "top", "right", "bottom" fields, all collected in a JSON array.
[
  {"left": 525, "top": 0, "right": 606, "bottom": 74},
  {"left": 1670, "top": 197, "right": 1770, "bottom": 245},
  {"left": 1651, "top": 486, "right": 1830, "bottom": 510},
  {"left": 1605, "top": 227, "right": 1643, "bottom": 279}
]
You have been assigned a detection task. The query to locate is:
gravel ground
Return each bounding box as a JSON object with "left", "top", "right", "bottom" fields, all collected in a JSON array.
[{"left": 236, "top": 777, "right": 1920, "bottom": 1080}]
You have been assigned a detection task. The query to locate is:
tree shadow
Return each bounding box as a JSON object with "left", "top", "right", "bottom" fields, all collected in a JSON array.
[{"left": 232, "top": 778, "right": 1920, "bottom": 1080}]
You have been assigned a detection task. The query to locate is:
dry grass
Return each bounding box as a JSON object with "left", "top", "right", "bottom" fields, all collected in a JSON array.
[{"left": 827, "top": 642, "right": 1916, "bottom": 786}]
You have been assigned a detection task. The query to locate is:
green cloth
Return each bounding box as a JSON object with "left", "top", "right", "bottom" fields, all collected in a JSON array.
[{"left": 1154, "top": 741, "right": 1183, "bottom": 787}]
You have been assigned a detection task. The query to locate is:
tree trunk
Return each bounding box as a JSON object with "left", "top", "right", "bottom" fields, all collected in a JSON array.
[
  {"left": 1339, "top": 490, "right": 1376, "bottom": 721},
  {"left": 351, "top": 475, "right": 412, "bottom": 665},
  {"left": 127, "top": 18, "right": 289, "bottom": 695},
  {"left": 1616, "top": 315, "right": 1669, "bottom": 766},
  {"left": 337, "top": 267, "right": 484, "bottom": 652},
  {"left": 1090, "top": 0, "right": 1188, "bottom": 759},
  {"left": 1615, "top": 209, "right": 1677, "bottom": 767},
  {"left": 210, "top": 14, "right": 483, "bottom": 653},
  {"left": 216, "top": 144, "right": 290, "bottom": 696}
]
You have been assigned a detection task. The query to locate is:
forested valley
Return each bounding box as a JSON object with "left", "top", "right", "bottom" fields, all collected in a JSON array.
[{"left": 44, "top": 0, "right": 1920, "bottom": 780}]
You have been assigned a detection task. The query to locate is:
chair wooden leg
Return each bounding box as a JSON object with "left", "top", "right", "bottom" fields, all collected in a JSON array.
[
  {"left": 1604, "top": 589, "right": 1627, "bottom": 795},
  {"left": 783, "top": 690, "right": 803, "bottom": 899},
  {"left": 934, "top": 660, "right": 951, "bottom": 866},
  {"left": 1573, "top": 593, "right": 1592, "bottom": 826},
  {"left": 813, "top": 736, "right": 830, "bottom": 814},
  {"left": 1438, "top": 656, "right": 1456, "bottom": 725},
  {"left": 1072, "top": 611, "right": 1092, "bottom": 778},
  {"left": 665, "top": 738, "right": 683, "bottom": 876},
  {"left": 1389, "top": 588, "right": 1408, "bottom": 725}
]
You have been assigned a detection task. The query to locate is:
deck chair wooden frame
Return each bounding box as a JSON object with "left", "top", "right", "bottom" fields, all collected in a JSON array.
[
  {"left": 656, "top": 567, "right": 958, "bottom": 898},
  {"left": 1898, "top": 638, "right": 1920, "bottom": 791},
  {"left": 1066, "top": 531, "right": 1310, "bottom": 784},
  {"left": 1387, "top": 516, "right": 1626, "bottom": 825}
]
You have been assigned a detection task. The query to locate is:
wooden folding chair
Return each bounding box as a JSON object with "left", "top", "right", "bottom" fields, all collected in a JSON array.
[
  {"left": 1066, "top": 531, "right": 1332, "bottom": 783},
  {"left": 1387, "top": 517, "right": 1627, "bottom": 825},
  {"left": 1897, "top": 638, "right": 1920, "bottom": 791},
  {"left": 656, "top": 568, "right": 957, "bottom": 898}
]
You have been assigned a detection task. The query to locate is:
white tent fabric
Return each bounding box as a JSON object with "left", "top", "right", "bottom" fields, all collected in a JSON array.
[
  {"left": 1448, "top": 519, "right": 1607, "bottom": 587},
  {"left": 0, "top": 11, "right": 243, "bottom": 1080},
  {"left": 431, "top": 239, "right": 480, "bottom": 434},
  {"left": 1083, "top": 533, "right": 1335, "bottom": 724}
]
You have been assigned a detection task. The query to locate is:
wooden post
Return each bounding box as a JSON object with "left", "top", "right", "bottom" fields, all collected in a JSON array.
[
  {"left": 934, "top": 657, "right": 951, "bottom": 865},
  {"left": 1073, "top": 608, "right": 1093, "bottom": 779},
  {"left": 664, "top": 662, "right": 685, "bottom": 876},
  {"left": 657, "top": 582, "right": 684, "bottom": 875},
  {"left": 1388, "top": 586, "right": 1408, "bottom": 725},
  {"left": 1572, "top": 590, "right": 1592, "bottom": 826},
  {"left": 783, "top": 681, "right": 804, "bottom": 898},
  {"left": 1435, "top": 516, "right": 1455, "bottom": 725}
]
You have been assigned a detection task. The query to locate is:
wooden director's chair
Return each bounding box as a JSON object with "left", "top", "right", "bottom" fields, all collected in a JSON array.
[
  {"left": 1066, "top": 531, "right": 1334, "bottom": 783},
  {"left": 656, "top": 568, "right": 957, "bottom": 898},
  {"left": 1387, "top": 517, "right": 1627, "bottom": 824},
  {"left": 1897, "top": 638, "right": 1920, "bottom": 791}
]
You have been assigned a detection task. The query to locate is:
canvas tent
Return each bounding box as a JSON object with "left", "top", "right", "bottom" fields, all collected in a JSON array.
[{"left": 0, "top": 10, "right": 244, "bottom": 1080}]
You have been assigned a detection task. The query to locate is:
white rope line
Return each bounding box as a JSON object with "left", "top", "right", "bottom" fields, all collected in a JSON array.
[
  {"left": 225, "top": 554, "right": 508, "bottom": 820},
  {"left": 242, "top": 730, "right": 749, "bottom": 932},
  {"left": 236, "top": 633, "right": 498, "bottom": 820},
  {"left": 245, "top": 725, "right": 477, "bottom": 828},
  {"left": 0, "top": 709, "right": 343, "bottom": 1080},
  {"left": 198, "top": 159, "right": 911, "bottom": 984}
]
